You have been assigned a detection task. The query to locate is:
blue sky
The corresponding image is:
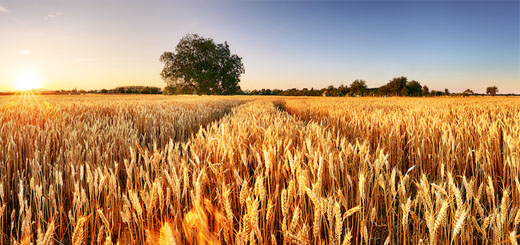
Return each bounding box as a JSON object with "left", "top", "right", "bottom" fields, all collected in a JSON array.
[{"left": 0, "top": 0, "right": 518, "bottom": 93}]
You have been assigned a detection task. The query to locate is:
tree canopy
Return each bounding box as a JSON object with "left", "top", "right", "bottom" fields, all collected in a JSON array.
[
  {"left": 406, "top": 80, "right": 423, "bottom": 96},
  {"left": 486, "top": 86, "right": 498, "bottom": 96},
  {"left": 422, "top": 85, "right": 429, "bottom": 95},
  {"left": 160, "top": 34, "right": 245, "bottom": 95},
  {"left": 381, "top": 76, "right": 408, "bottom": 96},
  {"left": 377, "top": 77, "right": 426, "bottom": 96},
  {"left": 463, "top": 89, "right": 474, "bottom": 96},
  {"left": 349, "top": 79, "right": 368, "bottom": 96}
]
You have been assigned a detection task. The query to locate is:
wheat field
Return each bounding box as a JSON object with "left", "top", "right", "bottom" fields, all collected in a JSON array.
[{"left": 0, "top": 94, "right": 519, "bottom": 244}]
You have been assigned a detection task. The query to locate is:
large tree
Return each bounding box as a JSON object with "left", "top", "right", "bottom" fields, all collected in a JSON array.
[
  {"left": 463, "top": 89, "right": 474, "bottom": 97},
  {"left": 422, "top": 85, "right": 429, "bottom": 96},
  {"left": 406, "top": 80, "right": 423, "bottom": 96},
  {"left": 160, "top": 34, "right": 245, "bottom": 95},
  {"left": 383, "top": 76, "right": 408, "bottom": 96},
  {"left": 486, "top": 86, "right": 498, "bottom": 96},
  {"left": 349, "top": 79, "right": 367, "bottom": 96}
]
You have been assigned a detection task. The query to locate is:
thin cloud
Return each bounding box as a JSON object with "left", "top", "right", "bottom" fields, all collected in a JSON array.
[
  {"left": 76, "top": 58, "right": 97, "bottom": 63},
  {"left": 17, "top": 49, "right": 30, "bottom": 55},
  {"left": 0, "top": 5, "right": 8, "bottom": 13},
  {"left": 44, "top": 12, "right": 62, "bottom": 21}
]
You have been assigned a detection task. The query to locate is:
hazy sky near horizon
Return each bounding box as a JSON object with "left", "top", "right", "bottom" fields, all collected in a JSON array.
[{"left": 0, "top": 0, "right": 518, "bottom": 93}]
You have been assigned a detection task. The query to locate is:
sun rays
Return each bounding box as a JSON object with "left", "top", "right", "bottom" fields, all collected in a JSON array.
[
  {"left": 11, "top": 90, "right": 49, "bottom": 109},
  {"left": 8, "top": 69, "right": 46, "bottom": 106}
]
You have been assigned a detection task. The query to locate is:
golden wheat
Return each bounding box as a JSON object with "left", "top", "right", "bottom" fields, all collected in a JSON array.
[{"left": 1, "top": 95, "right": 519, "bottom": 244}]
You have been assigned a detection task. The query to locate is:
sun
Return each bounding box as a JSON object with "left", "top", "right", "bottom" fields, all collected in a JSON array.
[{"left": 14, "top": 71, "right": 41, "bottom": 91}]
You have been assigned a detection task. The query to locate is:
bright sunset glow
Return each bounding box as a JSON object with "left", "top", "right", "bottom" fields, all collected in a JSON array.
[{"left": 14, "top": 71, "right": 40, "bottom": 91}]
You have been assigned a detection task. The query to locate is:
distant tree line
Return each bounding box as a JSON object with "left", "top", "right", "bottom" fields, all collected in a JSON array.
[
  {"left": 243, "top": 77, "right": 502, "bottom": 97},
  {"left": 88, "top": 86, "right": 162, "bottom": 94},
  {"left": 245, "top": 77, "right": 438, "bottom": 96}
]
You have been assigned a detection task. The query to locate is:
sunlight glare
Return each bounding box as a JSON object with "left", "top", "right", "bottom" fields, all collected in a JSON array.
[{"left": 14, "top": 71, "right": 41, "bottom": 91}]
